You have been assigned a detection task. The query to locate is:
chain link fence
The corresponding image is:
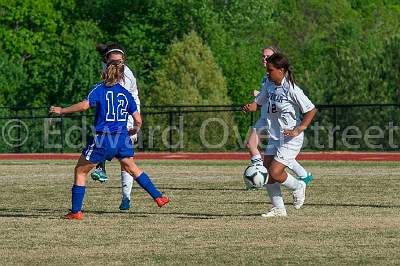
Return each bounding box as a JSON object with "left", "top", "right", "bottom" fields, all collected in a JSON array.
[{"left": 0, "top": 104, "right": 399, "bottom": 153}]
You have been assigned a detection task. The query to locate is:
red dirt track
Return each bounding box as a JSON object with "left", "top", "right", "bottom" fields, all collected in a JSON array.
[{"left": 0, "top": 152, "right": 399, "bottom": 161}]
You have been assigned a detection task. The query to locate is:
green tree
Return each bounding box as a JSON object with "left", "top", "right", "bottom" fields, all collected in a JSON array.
[
  {"left": 0, "top": 0, "right": 102, "bottom": 107},
  {"left": 0, "top": 51, "right": 27, "bottom": 106},
  {"left": 151, "top": 31, "right": 230, "bottom": 105},
  {"left": 147, "top": 31, "right": 238, "bottom": 151}
]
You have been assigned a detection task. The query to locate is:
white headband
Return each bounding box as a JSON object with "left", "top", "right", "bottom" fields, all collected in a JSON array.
[{"left": 105, "top": 49, "right": 124, "bottom": 55}]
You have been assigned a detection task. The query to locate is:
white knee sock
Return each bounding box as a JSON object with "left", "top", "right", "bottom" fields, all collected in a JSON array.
[
  {"left": 121, "top": 171, "right": 133, "bottom": 201},
  {"left": 265, "top": 182, "right": 285, "bottom": 209},
  {"left": 250, "top": 154, "right": 263, "bottom": 165},
  {"left": 281, "top": 172, "right": 301, "bottom": 191},
  {"left": 290, "top": 160, "right": 307, "bottom": 177}
]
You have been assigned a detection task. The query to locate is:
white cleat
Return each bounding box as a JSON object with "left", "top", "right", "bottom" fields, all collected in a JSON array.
[
  {"left": 293, "top": 181, "right": 306, "bottom": 209},
  {"left": 261, "top": 207, "right": 287, "bottom": 218}
]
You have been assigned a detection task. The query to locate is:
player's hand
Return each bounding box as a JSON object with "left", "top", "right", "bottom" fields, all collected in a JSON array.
[
  {"left": 283, "top": 128, "right": 300, "bottom": 137},
  {"left": 242, "top": 102, "right": 257, "bottom": 112},
  {"left": 128, "top": 127, "right": 140, "bottom": 141},
  {"left": 49, "top": 106, "right": 62, "bottom": 115},
  {"left": 130, "top": 133, "right": 138, "bottom": 143},
  {"left": 128, "top": 127, "right": 138, "bottom": 144}
]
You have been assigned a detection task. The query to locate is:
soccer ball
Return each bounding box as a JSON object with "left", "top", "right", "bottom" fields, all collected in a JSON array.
[{"left": 243, "top": 165, "right": 269, "bottom": 188}]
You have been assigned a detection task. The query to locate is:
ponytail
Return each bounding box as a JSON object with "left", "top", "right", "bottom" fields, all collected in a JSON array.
[
  {"left": 102, "top": 60, "right": 125, "bottom": 86},
  {"left": 286, "top": 68, "right": 295, "bottom": 88}
]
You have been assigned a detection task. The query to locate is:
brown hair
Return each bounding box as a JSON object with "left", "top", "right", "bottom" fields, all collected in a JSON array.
[
  {"left": 102, "top": 60, "right": 125, "bottom": 86},
  {"left": 96, "top": 43, "right": 126, "bottom": 63},
  {"left": 266, "top": 52, "right": 295, "bottom": 87}
]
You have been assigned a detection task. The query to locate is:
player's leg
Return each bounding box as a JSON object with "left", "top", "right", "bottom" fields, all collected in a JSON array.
[
  {"left": 119, "top": 169, "right": 133, "bottom": 210},
  {"left": 118, "top": 116, "right": 136, "bottom": 210},
  {"left": 119, "top": 157, "right": 169, "bottom": 207},
  {"left": 247, "top": 117, "right": 267, "bottom": 166},
  {"left": 246, "top": 128, "right": 263, "bottom": 166},
  {"left": 261, "top": 140, "right": 286, "bottom": 217},
  {"left": 91, "top": 161, "right": 109, "bottom": 183},
  {"left": 269, "top": 160, "right": 305, "bottom": 210},
  {"left": 262, "top": 154, "right": 287, "bottom": 217},
  {"left": 271, "top": 136, "right": 306, "bottom": 209},
  {"left": 64, "top": 155, "right": 97, "bottom": 219},
  {"left": 244, "top": 128, "right": 262, "bottom": 190},
  {"left": 290, "top": 160, "right": 314, "bottom": 185}
]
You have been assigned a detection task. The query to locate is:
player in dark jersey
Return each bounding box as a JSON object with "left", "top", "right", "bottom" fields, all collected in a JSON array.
[{"left": 49, "top": 59, "right": 169, "bottom": 220}]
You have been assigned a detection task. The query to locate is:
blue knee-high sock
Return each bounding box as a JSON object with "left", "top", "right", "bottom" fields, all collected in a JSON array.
[
  {"left": 135, "top": 172, "right": 162, "bottom": 199},
  {"left": 71, "top": 185, "right": 86, "bottom": 213}
]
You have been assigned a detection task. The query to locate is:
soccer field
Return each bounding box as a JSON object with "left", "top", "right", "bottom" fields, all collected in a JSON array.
[{"left": 0, "top": 160, "right": 399, "bottom": 265}]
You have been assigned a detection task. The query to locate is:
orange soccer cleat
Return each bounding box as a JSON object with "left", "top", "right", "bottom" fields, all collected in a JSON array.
[
  {"left": 63, "top": 211, "right": 84, "bottom": 220},
  {"left": 155, "top": 197, "right": 170, "bottom": 207}
]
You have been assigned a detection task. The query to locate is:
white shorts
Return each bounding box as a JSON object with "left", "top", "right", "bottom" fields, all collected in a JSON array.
[{"left": 264, "top": 133, "right": 304, "bottom": 168}]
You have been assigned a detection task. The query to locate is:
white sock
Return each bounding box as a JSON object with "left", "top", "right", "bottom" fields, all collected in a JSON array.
[
  {"left": 290, "top": 160, "right": 307, "bottom": 177},
  {"left": 265, "top": 183, "right": 285, "bottom": 209},
  {"left": 281, "top": 172, "right": 301, "bottom": 191},
  {"left": 121, "top": 171, "right": 133, "bottom": 201},
  {"left": 250, "top": 154, "right": 263, "bottom": 165}
]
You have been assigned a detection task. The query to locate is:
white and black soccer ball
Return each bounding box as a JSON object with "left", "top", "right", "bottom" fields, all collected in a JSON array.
[{"left": 243, "top": 165, "right": 269, "bottom": 188}]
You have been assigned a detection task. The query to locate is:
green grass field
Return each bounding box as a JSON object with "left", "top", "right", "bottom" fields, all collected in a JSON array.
[{"left": 0, "top": 160, "right": 399, "bottom": 265}]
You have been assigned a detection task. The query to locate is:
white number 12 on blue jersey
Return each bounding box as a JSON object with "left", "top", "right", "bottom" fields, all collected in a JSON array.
[{"left": 105, "top": 91, "right": 128, "bottom": 121}]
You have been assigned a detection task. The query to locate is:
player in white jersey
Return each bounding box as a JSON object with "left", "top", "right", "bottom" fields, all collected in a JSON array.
[
  {"left": 259, "top": 52, "right": 317, "bottom": 217},
  {"left": 242, "top": 47, "right": 313, "bottom": 187},
  {"left": 90, "top": 43, "right": 141, "bottom": 210}
]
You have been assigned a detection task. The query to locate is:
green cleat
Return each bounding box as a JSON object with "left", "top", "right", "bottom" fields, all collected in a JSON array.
[
  {"left": 91, "top": 168, "right": 109, "bottom": 183},
  {"left": 301, "top": 172, "right": 314, "bottom": 185}
]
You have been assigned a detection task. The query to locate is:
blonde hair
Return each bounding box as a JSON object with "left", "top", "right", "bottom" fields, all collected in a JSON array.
[{"left": 102, "top": 60, "right": 125, "bottom": 86}]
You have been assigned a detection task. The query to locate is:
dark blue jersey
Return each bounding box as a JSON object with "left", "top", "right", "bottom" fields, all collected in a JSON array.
[{"left": 86, "top": 82, "right": 137, "bottom": 133}]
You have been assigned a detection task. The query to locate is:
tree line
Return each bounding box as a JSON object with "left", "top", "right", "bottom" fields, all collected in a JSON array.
[{"left": 1, "top": 0, "right": 399, "bottom": 108}]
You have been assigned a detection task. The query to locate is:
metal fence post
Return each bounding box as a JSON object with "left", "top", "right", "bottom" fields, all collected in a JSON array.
[
  {"left": 178, "top": 106, "right": 182, "bottom": 152},
  {"left": 333, "top": 106, "right": 337, "bottom": 150},
  {"left": 168, "top": 111, "right": 173, "bottom": 152},
  {"left": 61, "top": 115, "right": 64, "bottom": 153},
  {"left": 15, "top": 109, "right": 21, "bottom": 153}
]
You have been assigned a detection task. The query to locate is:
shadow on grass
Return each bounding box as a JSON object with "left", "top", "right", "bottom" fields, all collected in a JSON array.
[
  {"left": 91, "top": 186, "right": 245, "bottom": 191},
  {"left": 226, "top": 202, "right": 400, "bottom": 208},
  {"left": 0, "top": 207, "right": 258, "bottom": 219},
  {"left": 0, "top": 208, "right": 149, "bottom": 219},
  {"left": 1, "top": 201, "right": 398, "bottom": 219},
  {"left": 306, "top": 203, "right": 400, "bottom": 208},
  {"left": 159, "top": 186, "right": 244, "bottom": 191}
]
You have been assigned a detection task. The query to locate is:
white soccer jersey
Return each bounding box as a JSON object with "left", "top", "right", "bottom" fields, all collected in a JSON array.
[
  {"left": 255, "top": 74, "right": 275, "bottom": 119},
  {"left": 258, "top": 76, "right": 315, "bottom": 140}
]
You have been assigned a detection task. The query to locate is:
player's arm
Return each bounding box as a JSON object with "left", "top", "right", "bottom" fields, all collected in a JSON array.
[
  {"left": 298, "top": 108, "right": 317, "bottom": 131},
  {"left": 283, "top": 108, "right": 317, "bottom": 137},
  {"left": 286, "top": 108, "right": 317, "bottom": 136},
  {"left": 49, "top": 100, "right": 90, "bottom": 115},
  {"left": 128, "top": 111, "right": 142, "bottom": 136},
  {"left": 242, "top": 101, "right": 258, "bottom": 112}
]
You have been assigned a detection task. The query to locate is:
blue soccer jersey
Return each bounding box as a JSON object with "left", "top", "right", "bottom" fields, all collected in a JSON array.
[{"left": 86, "top": 82, "right": 137, "bottom": 133}]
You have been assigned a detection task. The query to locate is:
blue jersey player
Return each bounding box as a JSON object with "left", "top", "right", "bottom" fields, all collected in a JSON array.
[{"left": 49, "top": 60, "right": 169, "bottom": 220}]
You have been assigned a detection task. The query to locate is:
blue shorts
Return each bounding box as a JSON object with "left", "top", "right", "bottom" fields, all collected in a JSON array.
[{"left": 82, "top": 132, "right": 134, "bottom": 163}]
